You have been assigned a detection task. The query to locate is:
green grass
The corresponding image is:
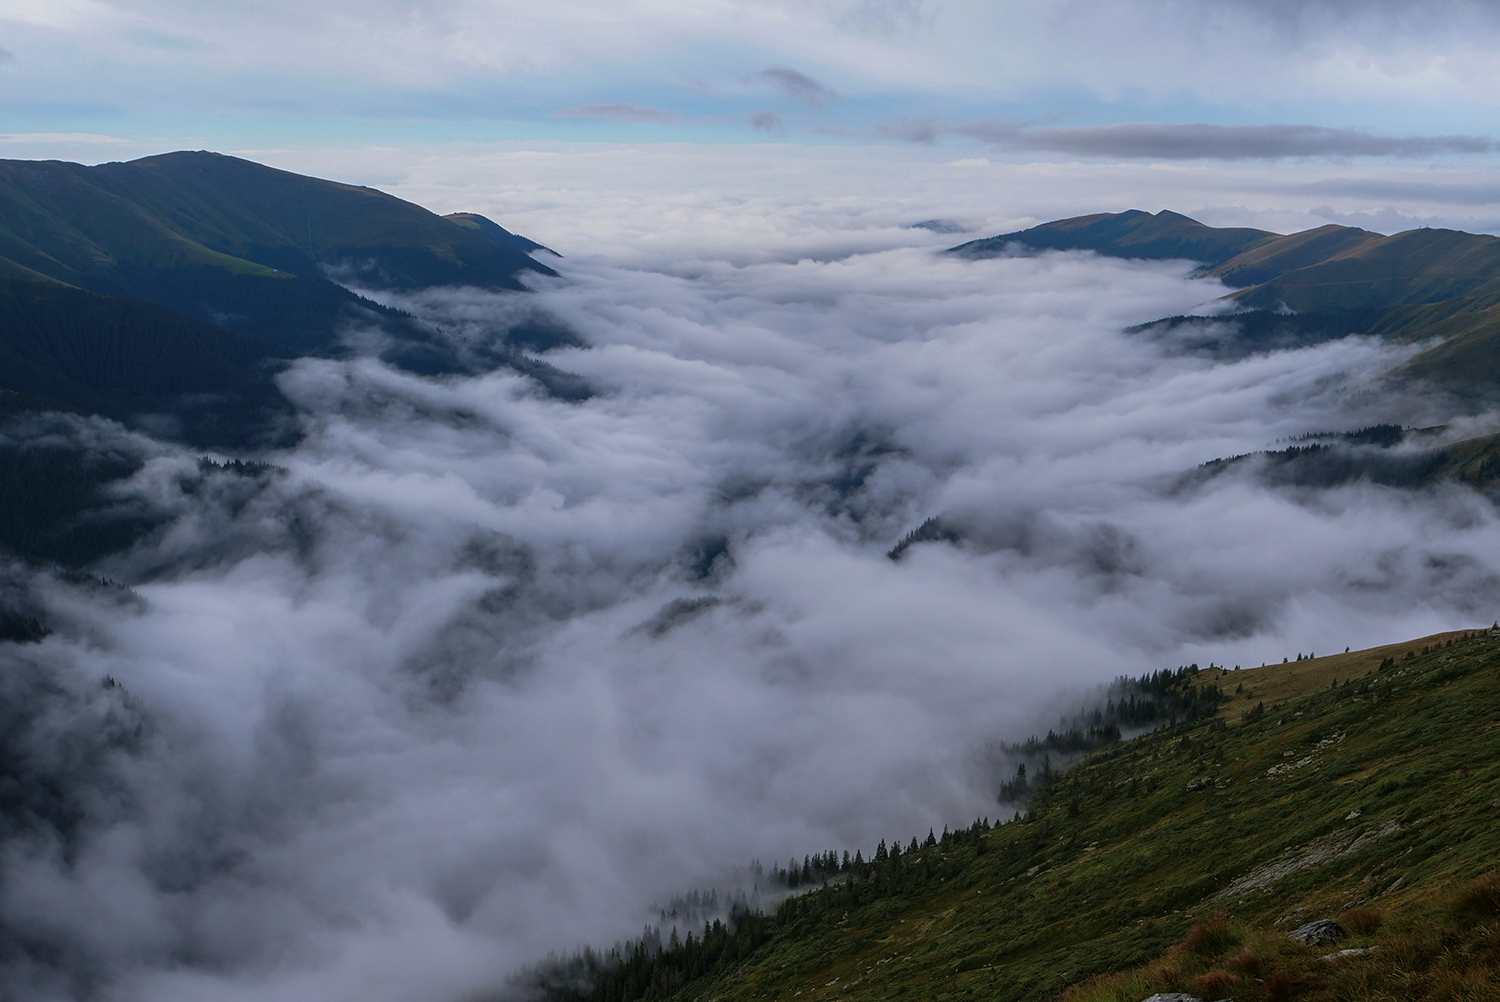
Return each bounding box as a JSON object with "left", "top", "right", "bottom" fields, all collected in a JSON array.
[
  {"left": 0, "top": 152, "right": 553, "bottom": 291},
  {"left": 552, "top": 632, "right": 1500, "bottom": 1002}
]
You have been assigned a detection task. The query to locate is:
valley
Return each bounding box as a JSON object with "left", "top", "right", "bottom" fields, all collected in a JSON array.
[{"left": 3, "top": 155, "right": 1500, "bottom": 1002}]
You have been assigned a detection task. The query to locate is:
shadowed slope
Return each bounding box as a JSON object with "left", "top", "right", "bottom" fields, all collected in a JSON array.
[{"left": 0, "top": 279, "right": 293, "bottom": 446}]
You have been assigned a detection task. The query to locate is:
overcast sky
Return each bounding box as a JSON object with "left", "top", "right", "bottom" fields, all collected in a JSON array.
[{"left": 6, "top": 0, "right": 1500, "bottom": 163}]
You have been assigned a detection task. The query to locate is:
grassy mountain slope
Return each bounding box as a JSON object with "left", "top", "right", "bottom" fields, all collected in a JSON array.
[
  {"left": 1204, "top": 226, "right": 1381, "bottom": 289},
  {"left": 85, "top": 152, "right": 556, "bottom": 288},
  {"left": 0, "top": 152, "right": 555, "bottom": 352},
  {"left": 443, "top": 211, "right": 554, "bottom": 257},
  {"left": 0, "top": 152, "right": 553, "bottom": 290},
  {"left": 0, "top": 152, "right": 591, "bottom": 452},
  {"left": 1229, "top": 228, "right": 1500, "bottom": 313},
  {"left": 955, "top": 210, "right": 1500, "bottom": 399},
  {"left": 545, "top": 630, "right": 1500, "bottom": 1002},
  {"left": 951, "top": 211, "right": 1500, "bottom": 313},
  {"left": 950, "top": 210, "right": 1278, "bottom": 267}
]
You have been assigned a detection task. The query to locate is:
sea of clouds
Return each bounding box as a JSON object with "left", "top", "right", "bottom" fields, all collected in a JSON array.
[{"left": 5, "top": 157, "right": 1500, "bottom": 1002}]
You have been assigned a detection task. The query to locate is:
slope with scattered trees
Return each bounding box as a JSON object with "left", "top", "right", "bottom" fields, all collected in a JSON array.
[{"left": 520, "top": 630, "right": 1500, "bottom": 1002}]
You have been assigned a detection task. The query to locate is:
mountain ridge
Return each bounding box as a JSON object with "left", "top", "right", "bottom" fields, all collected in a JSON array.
[
  {"left": 0, "top": 151, "right": 556, "bottom": 353},
  {"left": 953, "top": 210, "right": 1500, "bottom": 399}
]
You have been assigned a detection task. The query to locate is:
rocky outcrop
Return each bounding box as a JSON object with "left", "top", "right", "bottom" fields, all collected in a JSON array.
[
  {"left": 1214, "top": 821, "right": 1400, "bottom": 900},
  {"left": 1288, "top": 919, "right": 1347, "bottom": 946}
]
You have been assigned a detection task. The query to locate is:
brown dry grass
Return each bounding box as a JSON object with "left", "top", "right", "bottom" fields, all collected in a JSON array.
[
  {"left": 1341, "top": 907, "right": 1385, "bottom": 936},
  {"left": 1061, "top": 870, "right": 1500, "bottom": 1002},
  {"left": 1193, "top": 629, "right": 1481, "bottom": 714}
]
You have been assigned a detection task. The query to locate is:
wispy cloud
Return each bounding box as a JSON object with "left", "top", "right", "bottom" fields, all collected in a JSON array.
[
  {"left": 749, "top": 110, "right": 785, "bottom": 132},
  {"left": 550, "top": 103, "right": 677, "bottom": 122},
  {"left": 754, "top": 65, "right": 837, "bottom": 108},
  {"left": 877, "top": 117, "right": 1024, "bottom": 145},
  {"left": 876, "top": 119, "right": 1496, "bottom": 160},
  {"left": 1012, "top": 123, "right": 1496, "bottom": 160},
  {"left": 0, "top": 131, "right": 132, "bottom": 144},
  {"left": 1287, "top": 177, "right": 1500, "bottom": 205}
]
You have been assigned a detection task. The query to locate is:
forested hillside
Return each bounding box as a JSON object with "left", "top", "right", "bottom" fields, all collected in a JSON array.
[{"left": 0, "top": 279, "right": 293, "bottom": 441}]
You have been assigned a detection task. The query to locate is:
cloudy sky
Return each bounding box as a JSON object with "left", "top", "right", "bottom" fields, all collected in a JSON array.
[{"left": 7, "top": 0, "right": 1500, "bottom": 159}]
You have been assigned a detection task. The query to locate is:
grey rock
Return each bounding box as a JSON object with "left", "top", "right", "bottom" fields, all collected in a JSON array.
[
  {"left": 1289, "top": 919, "right": 1346, "bottom": 946},
  {"left": 1139, "top": 995, "right": 1204, "bottom": 1002}
]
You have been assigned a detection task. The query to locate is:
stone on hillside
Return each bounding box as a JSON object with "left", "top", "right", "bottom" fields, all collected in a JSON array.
[
  {"left": 1288, "top": 919, "right": 1346, "bottom": 946},
  {"left": 1138, "top": 994, "right": 1204, "bottom": 1002}
]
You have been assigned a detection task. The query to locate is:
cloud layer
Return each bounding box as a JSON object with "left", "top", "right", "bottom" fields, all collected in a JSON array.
[
  {"left": 1011, "top": 123, "right": 1496, "bottom": 160},
  {"left": 5, "top": 167, "right": 1500, "bottom": 1002}
]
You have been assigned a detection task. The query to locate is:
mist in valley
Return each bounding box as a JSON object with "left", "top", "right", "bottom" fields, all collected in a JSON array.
[{"left": 4, "top": 187, "right": 1500, "bottom": 1002}]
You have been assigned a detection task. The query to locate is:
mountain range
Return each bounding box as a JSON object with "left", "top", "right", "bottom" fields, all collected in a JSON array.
[
  {"left": 0, "top": 151, "right": 553, "bottom": 343},
  {"left": 0, "top": 150, "right": 565, "bottom": 443},
  {"left": 953, "top": 209, "right": 1500, "bottom": 401}
]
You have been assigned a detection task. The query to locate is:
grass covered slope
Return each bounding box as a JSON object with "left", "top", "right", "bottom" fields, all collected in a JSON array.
[
  {"left": 83, "top": 152, "right": 555, "bottom": 289},
  {"left": 553, "top": 632, "right": 1500, "bottom": 1002},
  {"left": 949, "top": 210, "right": 1278, "bottom": 267},
  {"left": 1228, "top": 228, "right": 1500, "bottom": 313},
  {"left": 954, "top": 209, "right": 1500, "bottom": 400},
  {"left": 0, "top": 152, "right": 555, "bottom": 352},
  {"left": 0, "top": 152, "right": 553, "bottom": 291}
]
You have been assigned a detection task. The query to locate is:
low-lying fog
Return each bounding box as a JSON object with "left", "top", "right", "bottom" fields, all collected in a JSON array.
[{"left": 5, "top": 174, "right": 1500, "bottom": 1002}]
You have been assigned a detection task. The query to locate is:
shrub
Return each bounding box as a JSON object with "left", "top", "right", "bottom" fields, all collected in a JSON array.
[
  {"left": 1342, "top": 906, "right": 1385, "bottom": 935},
  {"left": 1181, "top": 912, "right": 1240, "bottom": 956},
  {"left": 1193, "top": 969, "right": 1242, "bottom": 996},
  {"left": 1449, "top": 871, "right": 1500, "bottom": 921}
]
